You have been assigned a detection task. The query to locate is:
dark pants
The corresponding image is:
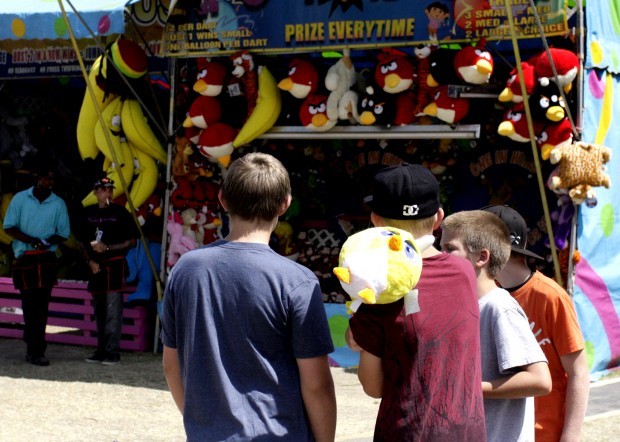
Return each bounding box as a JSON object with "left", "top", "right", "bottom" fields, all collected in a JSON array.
[
  {"left": 93, "top": 291, "right": 124, "bottom": 354},
  {"left": 20, "top": 287, "right": 53, "bottom": 357}
]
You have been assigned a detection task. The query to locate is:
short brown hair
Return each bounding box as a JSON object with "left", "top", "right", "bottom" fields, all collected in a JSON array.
[
  {"left": 220, "top": 153, "right": 291, "bottom": 222},
  {"left": 441, "top": 210, "right": 511, "bottom": 277}
]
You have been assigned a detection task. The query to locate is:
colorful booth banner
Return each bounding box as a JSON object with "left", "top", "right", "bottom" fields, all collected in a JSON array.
[
  {"left": 0, "top": 0, "right": 169, "bottom": 79},
  {"left": 325, "top": 303, "right": 359, "bottom": 368},
  {"left": 0, "top": 0, "right": 134, "bottom": 41},
  {"left": 162, "top": 0, "right": 568, "bottom": 57},
  {"left": 584, "top": 0, "right": 620, "bottom": 73},
  {"left": 575, "top": 4, "right": 620, "bottom": 377}
]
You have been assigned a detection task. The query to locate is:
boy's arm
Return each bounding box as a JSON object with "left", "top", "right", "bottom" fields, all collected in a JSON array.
[
  {"left": 560, "top": 349, "right": 590, "bottom": 441},
  {"left": 358, "top": 350, "right": 383, "bottom": 398},
  {"left": 162, "top": 345, "right": 185, "bottom": 414},
  {"left": 482, "top": 361, "right": 551, "bottom": 399},
  {"left": 297, "top": 355, "right": 337, "bottom": 442},
  {"left": 345, "top": 326, "right": 383, "bottom": 398}
]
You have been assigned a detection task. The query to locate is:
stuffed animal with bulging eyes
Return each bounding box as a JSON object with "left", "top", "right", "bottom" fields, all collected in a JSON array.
[{"left": 333, "top": 227, "right": 435, "bottom": 315}]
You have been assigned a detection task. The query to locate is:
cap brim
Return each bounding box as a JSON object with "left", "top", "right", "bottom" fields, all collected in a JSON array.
[{"left": 512, "top": 246, "right": 544, "bottom": 260}]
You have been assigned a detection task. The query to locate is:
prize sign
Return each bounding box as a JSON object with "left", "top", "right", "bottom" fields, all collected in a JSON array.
[{"left": 162, "top": 0, "right": 568, "bottom": 57}]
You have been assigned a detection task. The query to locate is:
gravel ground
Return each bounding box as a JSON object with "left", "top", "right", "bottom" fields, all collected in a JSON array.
[{"left": 0, "top": 338, "right": 617, "bottom": 441}]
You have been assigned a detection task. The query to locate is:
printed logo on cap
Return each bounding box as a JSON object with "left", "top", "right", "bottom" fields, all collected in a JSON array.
[{"left": 403, "top": 205, "right": 420, "bottom": 217}]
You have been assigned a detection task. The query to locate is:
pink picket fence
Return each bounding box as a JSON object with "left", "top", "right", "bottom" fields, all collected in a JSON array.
[{"left": 0, "top": 277, "right": 151, "bottom": 351}]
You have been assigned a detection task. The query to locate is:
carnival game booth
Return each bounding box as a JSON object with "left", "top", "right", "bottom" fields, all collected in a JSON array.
[
  {"left": 157, "top": 0, "right": 618, "bottom": 369},
  {"left": 0, "top": 0, "right": 172, "bottom": 351}
]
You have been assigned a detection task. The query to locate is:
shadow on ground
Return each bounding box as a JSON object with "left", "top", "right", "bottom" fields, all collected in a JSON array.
[{"left": 0, "top": 337, "right": 168, "bottom": 390}]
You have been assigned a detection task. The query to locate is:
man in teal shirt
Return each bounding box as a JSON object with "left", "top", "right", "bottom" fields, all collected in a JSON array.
[{"left": 4, "top": 167, "right": 70, "bottom": 366}]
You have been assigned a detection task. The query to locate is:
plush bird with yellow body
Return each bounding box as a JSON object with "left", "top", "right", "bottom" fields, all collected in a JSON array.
[{"left": 333, "top": 227, "right": 435, "bottom": 315}]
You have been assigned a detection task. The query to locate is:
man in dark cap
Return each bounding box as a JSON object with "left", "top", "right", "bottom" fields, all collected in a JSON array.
[
  {"left": 346, "top": 163, "right": 486, "bottom": 440},
  {"left": 483, "top": 205, "right": 589, "bottom": 442},
  {"left": 76, "top": 176, "right": 138, "bottom": 365},
  {"left": 4, "top": 166, "right": 70, "bottom": 366}
]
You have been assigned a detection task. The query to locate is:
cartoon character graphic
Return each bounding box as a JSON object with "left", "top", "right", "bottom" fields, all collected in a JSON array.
[{"left": 425, "top": 2, "right": 450, "bottom": 41}]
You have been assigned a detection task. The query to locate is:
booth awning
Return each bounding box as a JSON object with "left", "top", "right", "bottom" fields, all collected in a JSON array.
[{"left": 0, "top": 0, "right": 139, "bottom": 41}]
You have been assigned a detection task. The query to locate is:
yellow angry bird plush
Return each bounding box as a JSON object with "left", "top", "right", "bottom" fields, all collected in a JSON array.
[{"left": 333, "top": 227, "right": 435, "bottom": 315}]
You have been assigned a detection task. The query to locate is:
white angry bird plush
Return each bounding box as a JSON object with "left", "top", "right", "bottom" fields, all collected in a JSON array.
[{"left": 333, "top": 227, "right": 435, "bottom": 315}]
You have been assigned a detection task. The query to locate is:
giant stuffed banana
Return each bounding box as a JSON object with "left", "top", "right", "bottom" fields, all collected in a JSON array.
[
  {"left": 233, "top": 66, "right": 281, "bottom": 148},
  {"left": 121, "top": 99, "right": 168, "bottom": 165},
  {"left": 76, "top": 55, "right": 117, "bottom": 160},
  {"left": 93, "top": 95, "right": 124, "bottom": 161},
  {"left": 125, "top": 143, "right": 158, "bottom": 211}
]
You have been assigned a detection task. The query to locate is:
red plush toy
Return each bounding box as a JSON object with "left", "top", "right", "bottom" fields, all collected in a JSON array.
[
  {"left": 423, "top": 86, "right": 470, "bottom": 124},
  {"left": 182, "top": 95, "right": 222, "bottom": 129},
  {"left": 498, "top": 61, "right": 536, "bottom": 103},
  {"left": 413, "top": 44, "right": 436, "bottom": 116},
  {"left": 193, "top": 58, "right": 227, "bottom": 97},
  {"left": 454, "top": 39, "right": 494, "bottom": 85},
  {"left": 230, "top": 50, "right": 258, "bottom": 122},
  {"left": 374, "top": 48, "right": 414, "bottom": 94},
  {"left": 299, "top": 94, "right": 336, "bottom": 132},
  {"left": 529, "top": 48, "right": 579, "bottom": 93},
  {"left": 278, "top": 58, "right": 319, "bottom": 99},
  {"left": 537, "top": 118, "right": 573, "bottom": 161},
  {"left": 196, "top": 122, "right": 237, "bottom": 167},
  {"left": 497, "top": 104, "right": 543, "bottom": 143}
]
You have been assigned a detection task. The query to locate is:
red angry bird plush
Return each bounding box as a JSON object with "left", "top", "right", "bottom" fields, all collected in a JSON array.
[
  {"left": 498, "top": 61, "right": 536, "bottom": 103},
  {"left": 197, "top": 122, "right": 237, "bottom": 168},
  {"left": 529, "top": 48, "right": 579, "bottom": 93},
  {"left": 423, "top": 86, "right": 470, "bottom": 124},
  {"left": 537, "top": 118, "right": 573, "bottom": 161},
  {"left": 278, "top": 58, "right": 319, "bottom": 99},
  {"left": 182, "top": 95, "right": 222, "bottom": 129},
  {"left": 299, "top": 94, "right": 337, "bottom": 131},
  {"left": 454, "top": 39, "right": 494, "bottom": 85},
  {"left": 374, "top": 48, "right": 414, "bottom": 94},
  {"left": 497, "top": 104, "right": 543, "bottom": 143},
  {"left": 193, "top": 58, "right": 227, "bottom": 97}
]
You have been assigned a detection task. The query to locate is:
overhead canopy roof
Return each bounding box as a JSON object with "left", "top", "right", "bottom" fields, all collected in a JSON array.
[{"left": 0, "top": 0, "right": 139, "bottom": 41}]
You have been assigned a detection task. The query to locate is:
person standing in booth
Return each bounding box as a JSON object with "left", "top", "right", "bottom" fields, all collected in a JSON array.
[
  {"left": 76, "top": 176, "right": 138, "bottom": 366},
  {"left": 4, "top": 166, "right": 70, "bottom": 367}
]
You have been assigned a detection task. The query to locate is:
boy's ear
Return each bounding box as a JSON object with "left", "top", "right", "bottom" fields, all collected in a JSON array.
[
  {"left": 277, "top": 195, "right": 292, "bottom": 216},
  {"left": 474, "top": 249, "right": 491, "bottom": 269},
  {"left": 218, "top": 189, "right": 228, "bottom": 211}
]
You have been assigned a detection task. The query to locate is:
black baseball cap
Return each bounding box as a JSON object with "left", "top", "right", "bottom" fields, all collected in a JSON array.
[
  {"left": 94, "top": 177, "right": 115, "bottom": 189},
  {"left": 366, "top": 163, "right": 440, "bottom": 220},
  {"left": 482, "top": 205, "right": 544, "bottom": 260}
]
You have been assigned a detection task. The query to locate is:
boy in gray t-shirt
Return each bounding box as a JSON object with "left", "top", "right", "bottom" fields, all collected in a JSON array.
[{"left": 441, "top": 210, "right": 550, "bottom": 441}]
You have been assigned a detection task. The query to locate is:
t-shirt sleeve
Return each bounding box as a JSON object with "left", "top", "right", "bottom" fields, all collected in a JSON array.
[
  {"left": 494, "top": 306, "right": 547, "bottom": 373},
  {"left": 348, "top": 304, "right": 392, "bottom": 358},
  {"left": 289, "top": 279, "right": 335, "bottom": 359},
  {"left": 160, "top": 273, "right": 177, "bottom": 349},
  {"left": 546, "top": 291, "right": 585, "bottom": 356}
]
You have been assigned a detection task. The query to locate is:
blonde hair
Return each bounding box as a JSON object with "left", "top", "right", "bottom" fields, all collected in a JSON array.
[
  {"left": 220, "top": 153, "right": 291, "bottom": 222},
  {"left": 441, "top": 210, "right": 511, "bottom": 277},
  {"left": 379, "top": 214, "right": 437, "bottom": 239}
]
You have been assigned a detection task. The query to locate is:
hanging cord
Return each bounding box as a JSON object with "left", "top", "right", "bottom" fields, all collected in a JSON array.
[
  {"left": 65, "top": 0, "right": 168, "bottom": 141},
  {"left": 59, "top": 0, "right": 164, "bottom": 306},
  {"left": 505, "top": 2, "right": 562, "bottom": 285},
  {"left": 527, "top": 0, "right": 580, "bottom": 140}
]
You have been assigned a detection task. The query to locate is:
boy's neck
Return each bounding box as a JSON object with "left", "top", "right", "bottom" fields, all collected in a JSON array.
[
  {"left": 496, "top": 258, "right": 533, "bottom": 289},
  {"left": 477, "top": 275, "right": 499, "bottom": 299},
  {"left": 224, "top": 216, "right": 276, "bottom": 244}
]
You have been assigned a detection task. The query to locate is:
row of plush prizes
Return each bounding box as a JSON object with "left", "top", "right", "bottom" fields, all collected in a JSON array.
[{"left": 73, "top": 37, "right": 612, "bottom": 260}]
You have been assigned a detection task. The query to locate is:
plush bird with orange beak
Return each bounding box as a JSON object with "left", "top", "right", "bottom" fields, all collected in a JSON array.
[{"left": 334, "top": 227, "right": 434, "bottom": 315}]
